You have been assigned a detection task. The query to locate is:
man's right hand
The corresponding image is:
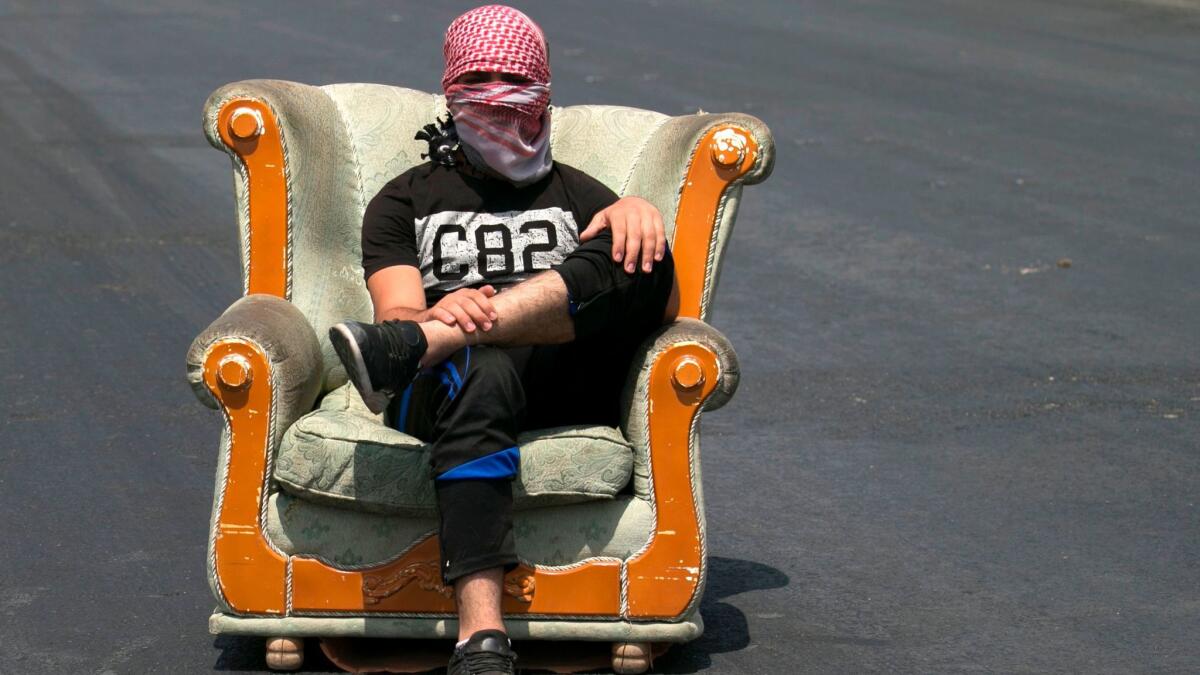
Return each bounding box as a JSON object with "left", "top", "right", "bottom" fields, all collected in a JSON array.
[{"left": 427, "top": 285, "right": 498, "bottom": 332}]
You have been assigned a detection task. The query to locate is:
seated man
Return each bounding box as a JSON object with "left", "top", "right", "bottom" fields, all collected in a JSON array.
[{"left": 330, "top": 5, "right": 677, "bottom": 674}]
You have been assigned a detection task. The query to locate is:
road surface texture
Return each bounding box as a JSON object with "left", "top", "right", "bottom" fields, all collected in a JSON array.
[{"left": 1, "top": 1, "right": 1197, "bottom": 672}]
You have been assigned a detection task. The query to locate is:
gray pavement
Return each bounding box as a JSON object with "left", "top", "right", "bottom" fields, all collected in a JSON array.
[{"left": 1, "top": 0, "right": 1198, "bottom": 672}]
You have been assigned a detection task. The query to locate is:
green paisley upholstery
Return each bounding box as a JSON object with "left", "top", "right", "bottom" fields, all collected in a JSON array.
[{"left": 274, "top": 384, "right": 635, "bottom": 517}]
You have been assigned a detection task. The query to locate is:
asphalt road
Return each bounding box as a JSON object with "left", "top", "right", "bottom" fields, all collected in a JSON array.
[{"left": 1, "top": 1, "right": 1198, "bottom": 672}]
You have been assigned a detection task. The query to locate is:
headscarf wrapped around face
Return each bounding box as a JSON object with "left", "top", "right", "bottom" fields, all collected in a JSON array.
[{"left": 442, "top": 5, "right": 553, "bottom": 185}]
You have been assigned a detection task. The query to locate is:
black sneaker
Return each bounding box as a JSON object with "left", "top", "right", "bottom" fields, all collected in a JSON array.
[
  {"left": 328, "top": 320, "right": 427, "bottom": 414},
  {"left": 447, "top": 630, "right": 517, "bottom": 675}
]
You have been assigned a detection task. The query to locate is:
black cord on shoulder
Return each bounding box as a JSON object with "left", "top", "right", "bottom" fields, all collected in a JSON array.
[{"left": 414, "top": 115, "right": 460, "bottom": 167}]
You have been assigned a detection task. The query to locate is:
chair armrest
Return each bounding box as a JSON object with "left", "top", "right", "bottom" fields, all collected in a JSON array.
[
  {"left": 620, "top": 317, "right": 739, "bottom": 415},
  {"left": 186, "top": 294, "right": 323, "bottom": 429},
  {"left": 619, "top": 318, "right": 739, "bottom": 498},
  {"left": 188, "top": 294, "right": 320, "bottom": 615},
  {"left": 617, "top": 318, "right": 736, "bottom": 617}
]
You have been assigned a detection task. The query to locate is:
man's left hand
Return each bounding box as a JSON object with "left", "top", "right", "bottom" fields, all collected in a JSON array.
[{"left": 579, "top": 196, "right": 666, "bottom": 274}]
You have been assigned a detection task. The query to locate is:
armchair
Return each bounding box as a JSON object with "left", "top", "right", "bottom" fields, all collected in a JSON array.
[{"left": 188, "top": 79, "right": 773, "bottom": 672}]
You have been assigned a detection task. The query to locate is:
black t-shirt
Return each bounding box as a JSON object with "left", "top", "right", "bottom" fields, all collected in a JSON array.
[{"left": 361, "top": 161, "right": 619, "bottom": 303}]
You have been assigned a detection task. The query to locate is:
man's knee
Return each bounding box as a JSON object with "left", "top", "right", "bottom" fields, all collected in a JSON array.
[
  {"left": 453, "top": 346, "right": 522, "bottom": 400},
  {"left": 556, "top": 237, "right": 675, "bottom": 337},
  {"left": 642, "top": 244, "right": 674, "bottom": 302}
]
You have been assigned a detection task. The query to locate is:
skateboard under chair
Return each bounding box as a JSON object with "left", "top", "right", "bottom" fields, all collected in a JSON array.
[{"left": 186, "top": 79, "right": 774, "bottom": 672}]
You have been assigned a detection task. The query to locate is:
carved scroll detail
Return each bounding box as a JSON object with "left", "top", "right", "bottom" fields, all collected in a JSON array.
[
  {"left": 363, "top": 561, "right": 453, "bottom": 603},
  {"left": 360, "top": 564, "right": 536, "bottom": 605},
  {"left": 504, "top": 574, "right": 536, "bottom": 603}
]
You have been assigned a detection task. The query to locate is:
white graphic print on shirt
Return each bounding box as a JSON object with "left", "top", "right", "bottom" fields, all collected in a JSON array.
[{"left": 415, "top": 207, "right": 581, "bottom": 293}]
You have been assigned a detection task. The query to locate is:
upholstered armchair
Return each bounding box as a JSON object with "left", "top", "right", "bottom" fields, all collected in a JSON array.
[{"left": 187, "top": 80, "right": 773, "bottom": 673}]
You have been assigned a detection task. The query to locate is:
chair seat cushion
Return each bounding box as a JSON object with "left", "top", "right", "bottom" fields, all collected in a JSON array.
[{"left": 274, "top": 385, "right": 634, "bottom": 517}]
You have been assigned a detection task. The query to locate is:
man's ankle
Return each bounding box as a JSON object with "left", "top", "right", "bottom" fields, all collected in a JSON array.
[{"left": 456, "top": 626, "right": 506, "bottom": 647}]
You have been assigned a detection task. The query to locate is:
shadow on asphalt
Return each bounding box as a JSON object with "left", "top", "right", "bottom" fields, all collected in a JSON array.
[
  {"left": 655, "top": 556, "right": 790, "bottom": 673},
  {"left": 211, "top": 556, "right": 789, "bottom": 672}
]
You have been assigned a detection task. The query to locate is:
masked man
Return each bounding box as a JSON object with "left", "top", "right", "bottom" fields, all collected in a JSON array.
[{"left": 330, "top": 6, "right": 677, "bottom": 673}]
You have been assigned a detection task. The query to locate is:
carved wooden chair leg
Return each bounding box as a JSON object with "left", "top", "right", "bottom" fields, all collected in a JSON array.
[
  {"left": 265, "top": 636, "right": 304, "bottom": 671},
  {"left": 612, "top": 641, "right": 653, "bottom": 674}
]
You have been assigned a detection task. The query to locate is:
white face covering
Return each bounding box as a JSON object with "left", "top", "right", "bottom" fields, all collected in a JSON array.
[{"left": 446, "top": 82, "right": 553, "bottom": 186}]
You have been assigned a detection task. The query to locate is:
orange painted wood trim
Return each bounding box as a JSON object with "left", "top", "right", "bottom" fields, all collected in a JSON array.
[
  {"left": 290, "top": 536, "right": 622, "bottom": 616},
  {"left": 671, "top": 125, "right": 759, "bottom": 320},
  {"left": 203, "top": 340, "right": 289, "bottom": 615},
  {"left": 625, "top": 343, "right": 720, "bottom": 618},
  {"left": 216, "top": 99, "right": 290, "bottom": 298},
  {"left": 207, "top": 342, "right": 712, "bottom": 620}
]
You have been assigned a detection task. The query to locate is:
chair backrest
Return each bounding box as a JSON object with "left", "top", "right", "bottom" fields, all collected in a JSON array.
[{"left": 204, "top": 80, "right": 773, "bottom": 390}]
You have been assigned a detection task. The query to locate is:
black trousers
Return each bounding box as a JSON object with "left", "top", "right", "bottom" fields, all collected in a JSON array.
[{"left": 387, "top": 232, "right": 675, "bottom": 583}]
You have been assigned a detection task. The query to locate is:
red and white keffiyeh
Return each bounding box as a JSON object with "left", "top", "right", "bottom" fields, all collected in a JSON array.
[{"left": 442, "top": 5, "right": 553, "bottom": 185}]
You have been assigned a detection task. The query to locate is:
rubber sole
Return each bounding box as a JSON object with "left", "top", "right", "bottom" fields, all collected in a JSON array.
[{"left": 329, "top": 322, "right": 391, "bottom": 415}]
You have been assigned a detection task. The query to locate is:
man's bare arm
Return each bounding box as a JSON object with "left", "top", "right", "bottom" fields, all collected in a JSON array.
[
  {"left": 367, "top": 265, "right": 430, "bottom": 322},
  {"left": 368, "top": 264, "right": 499, "bottom": 331}
]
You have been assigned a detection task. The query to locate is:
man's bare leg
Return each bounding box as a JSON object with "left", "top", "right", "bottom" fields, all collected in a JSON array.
[
  {"left": 454, "top": 568, "right": 506, "bottom": 641},
  {"left": 420, "top": 270, "right": 574, "bottom": 366},
  {"left": 419, "top": 270, "right": 680, "bottom": 366}
]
